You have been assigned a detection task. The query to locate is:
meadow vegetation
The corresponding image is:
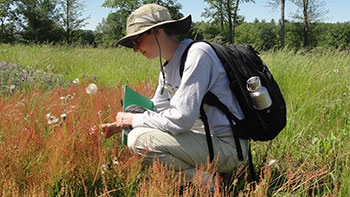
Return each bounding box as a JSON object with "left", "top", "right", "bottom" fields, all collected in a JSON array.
[{"left": 0, "top": 44, "right": 349, "bottom": 196}]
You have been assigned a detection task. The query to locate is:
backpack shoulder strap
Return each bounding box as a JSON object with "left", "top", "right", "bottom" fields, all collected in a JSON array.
[
  {"left": 180, "top": 40, "right": 215, "bottom": 77},
  {"left": 180, "top": 41, "right": 199, "bottom": 77},
  {"left": 179, "top": 41, "right": 245, "bottom": 161}
]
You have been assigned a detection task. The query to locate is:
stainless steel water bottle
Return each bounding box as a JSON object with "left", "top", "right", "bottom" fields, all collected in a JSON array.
[{"left": 247, "top": 76, "right": 272, "bottom": 110}]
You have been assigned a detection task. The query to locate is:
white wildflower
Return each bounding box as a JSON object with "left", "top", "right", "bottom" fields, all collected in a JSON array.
[
  {"left": 268, "top": 159, "right": 277, "bottom": 166},
  {"left": 10, "top": 85, "right": 15, "bottom": 90},
  {"left": 333, "top": 69, "right": 339, "bottom": 73},
  {"left": 72, "top": 78, "right": 79, "bottom": 84},
  {"left": 61, "top": 113, "right": 67, "bottom": 121},
  {"left": 48, "top": 116, "right": 58, "bottom": 125},
  {"left": 65, "top": 94, "right": 74, "bottom": 100},
  {"left": 46, "top": 113, "right": 52, "bottom": 120},
  {"left": 46, "top": 113, "right": 59, "bottom": 125},
  {"left": 101, "top": 164, "right": 107, "bottom": 175},
  {"left": 268, "top": 159, "right": 280, "bottom": 170},
  {"left": 112, "top": 157, "right": 119, "bottom": 165},
  {"left": 86, "top": 83, "right": 98, "bottom": 95}
]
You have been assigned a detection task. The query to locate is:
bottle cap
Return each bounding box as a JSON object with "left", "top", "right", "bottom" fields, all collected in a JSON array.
[{"left": 247, "top": 76, "right": 261, "bottom": 91}]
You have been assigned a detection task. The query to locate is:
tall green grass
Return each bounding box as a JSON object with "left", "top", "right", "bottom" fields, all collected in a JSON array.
[
  {"left": 0, "top": 44, "right": 160, "bottom": 86},
  {"left": 0, "top": 44, "right": 349, "bottom": 195},
  {"left": 258, "top": 48, "right": 349, "bottom": 195}
]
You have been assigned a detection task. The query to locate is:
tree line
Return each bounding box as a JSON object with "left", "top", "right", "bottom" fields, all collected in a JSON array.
[{"left": 1, "top": 0, "right": 349, "bottom": 50}]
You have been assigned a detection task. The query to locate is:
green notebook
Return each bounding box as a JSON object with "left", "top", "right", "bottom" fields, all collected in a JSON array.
[
  {"left": 122, "top": 85, "right": 154, "bottom": 111},
  {"left": 121, "top": 85, "right": 154, "bottom": 145}
]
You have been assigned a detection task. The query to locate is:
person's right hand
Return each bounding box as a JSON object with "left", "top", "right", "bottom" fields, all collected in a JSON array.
[{"left": 90, "top": 122, "right": 120, "bottom": 139}]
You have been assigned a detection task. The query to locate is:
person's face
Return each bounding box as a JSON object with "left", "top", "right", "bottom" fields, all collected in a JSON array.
[{"left": 131, "top": 29, "right": 159, "bottom": 59}]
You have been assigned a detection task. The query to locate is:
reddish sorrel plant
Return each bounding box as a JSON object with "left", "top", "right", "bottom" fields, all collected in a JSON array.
[{"left": 0, "top": 81, "right": 155, "bottom": 196}]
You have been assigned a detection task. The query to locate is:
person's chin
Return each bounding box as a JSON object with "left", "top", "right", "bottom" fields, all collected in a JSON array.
[{"left": 144, "top": 54, "right": 156, "bottom": 60}]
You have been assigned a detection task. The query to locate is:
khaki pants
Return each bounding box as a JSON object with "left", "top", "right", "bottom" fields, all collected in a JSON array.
[{"left": 127, "top": 127, "right": 249, "bottom": 180}]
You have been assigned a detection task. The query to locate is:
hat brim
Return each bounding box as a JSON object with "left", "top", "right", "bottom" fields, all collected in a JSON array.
[{"left": 116, "top": 15, "right": 192, "bottom": 48}]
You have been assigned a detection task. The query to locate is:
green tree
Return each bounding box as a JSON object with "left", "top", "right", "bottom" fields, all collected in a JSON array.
[
  {"left": 0, "top": 0, "right": 16, "bottom": 42},
  {"left": 94, "top": 11, "right": 126, "bottom": 47},
  {"left": 58, "top": 0, "right": 89, "bottom": 44},
  {"left": 191, "top": 21, "right": 225, "bottom": 43},
  {"left": 71, "top": 29, "right": 95, "bottom": 46},
  {"left": 290, "top": 0, "right": 328, "bottom": 48},
  {"left": 201, "top": 0, "right": 226, "bottom": 31},
  {"left": 99, "top": 0, "right": 182, "bottom": 47},
  {"left": 202, "top": 0, "right": 254, "bottom": 44},
  {"left": 231, "top": 0, "right": 254, "bottom": 43},
  {"left": 320, "top": 22, "right": 350, "bottom": 49},
  {"left": 14, "top": 0, "right": 64, "bottom": 43},
  {"left": 0, "top": 0, "right": 10, "bottom": 35},
  {"left": 284, "top": 22, "right": 303, "bottom": 49},
  {"left": 235, "top": 21, "right": 279, "bottom": 50},
  {"left": 267, "top": 0, "right": 286, "bottom": 49}
]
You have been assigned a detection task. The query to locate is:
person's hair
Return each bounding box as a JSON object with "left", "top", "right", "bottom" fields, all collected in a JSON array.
[{"left": 159, "top": 24, "right": 177, "bottom": 36}]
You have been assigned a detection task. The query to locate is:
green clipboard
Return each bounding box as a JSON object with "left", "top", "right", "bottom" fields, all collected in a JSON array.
[
  {"left": 122, "top": 85, "right": 154, "bottom": 111},
  {"left": 121, "top": 85, "right": 154, "bottom": 145}
]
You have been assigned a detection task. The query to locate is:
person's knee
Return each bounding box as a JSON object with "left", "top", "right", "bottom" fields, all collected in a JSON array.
[
  {"left": 127, "top": 128, "right": 143, "bottom": 151},
  {"left": 127, "top": 127, "right": 157, "bottom": 152}
]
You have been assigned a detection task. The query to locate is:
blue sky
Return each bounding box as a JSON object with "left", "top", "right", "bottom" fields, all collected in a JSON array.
[{"left": 83, "top": 0, "right": 349, "bottom": 30}]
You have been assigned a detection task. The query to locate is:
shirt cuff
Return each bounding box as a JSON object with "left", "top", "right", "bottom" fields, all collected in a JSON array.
[{"left": 132, "top": 113, "right": 145, "bottom": 128}]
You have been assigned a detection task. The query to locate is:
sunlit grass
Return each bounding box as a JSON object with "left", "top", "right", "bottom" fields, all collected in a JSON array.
[
  {"left": 0, "top": 44, "right": 349, "bottom": 195},
  {"left": 0, "top": 44, "right": 160, "bottom": 86}
]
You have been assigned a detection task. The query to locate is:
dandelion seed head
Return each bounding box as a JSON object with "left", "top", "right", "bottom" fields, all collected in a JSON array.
[
  {"left": 86, "top": 83, "right": 98, "bottom": 95},
  {"left": 73, "top": 78, "right": 79, "bottom": 84}
]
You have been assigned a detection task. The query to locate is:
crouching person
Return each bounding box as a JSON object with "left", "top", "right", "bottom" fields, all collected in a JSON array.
[{"left": 93, "top": 3, "right": 249, "bottom": 187}]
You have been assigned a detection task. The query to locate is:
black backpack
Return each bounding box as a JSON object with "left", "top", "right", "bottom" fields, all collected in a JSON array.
[{"left": 179, "top": 41, "right": 287, "bottom": 180}]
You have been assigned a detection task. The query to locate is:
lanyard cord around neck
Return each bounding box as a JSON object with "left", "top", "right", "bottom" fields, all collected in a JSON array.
[{"left": 153, "top": 30, "right": 166, "bottom": 95}]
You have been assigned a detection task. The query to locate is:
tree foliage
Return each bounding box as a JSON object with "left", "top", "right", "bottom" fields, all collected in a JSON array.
[
  {"left": 0, "top": 0, "right": 348, "bottom": 51},
  {"left": 0, "top": 0, "right": 17, "bottom": 42},
  {"left": 96, "top": 0, "right": 183, "bottom": 47},
  {"left": 267, "top": 0, "right": 286, "bottom": 48},
  {"left": 58, "top": 0, "right": 89, "bottom": 44},
  {"left": 13, "top": 0, "right": 63, "bottom": 43},
  {"left": 290, "top": 0, "right": 328, "bottom": 47},
  {"left": 202, "top": 0, "right": 254, "bottom": 43}
]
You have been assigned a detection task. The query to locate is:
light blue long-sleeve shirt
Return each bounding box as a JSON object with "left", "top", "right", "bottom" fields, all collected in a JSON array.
[{"left": 132, "top": 39, "right": 245, "bottom": 135}]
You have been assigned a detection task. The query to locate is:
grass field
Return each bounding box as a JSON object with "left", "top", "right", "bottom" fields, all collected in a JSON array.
[{"left": 0, "top": 44, "right": 349, "bottom": 196}]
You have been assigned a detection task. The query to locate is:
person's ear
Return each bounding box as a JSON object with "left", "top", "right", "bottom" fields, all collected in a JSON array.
[{"left": 153, "top": 28, "right": 161, "bottom": 36}]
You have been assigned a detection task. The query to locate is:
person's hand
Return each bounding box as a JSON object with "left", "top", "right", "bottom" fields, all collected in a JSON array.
[
  {"left": 115, "top": 112, "right": 135, "bottom": 128},
  {"left": 90, "top": 122, "right": 120, "bottom": 139}
]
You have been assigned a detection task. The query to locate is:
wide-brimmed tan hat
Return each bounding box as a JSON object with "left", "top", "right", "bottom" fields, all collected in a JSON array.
[{"left": 116, "top": 4, "right": 192, "bottom": 48}]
